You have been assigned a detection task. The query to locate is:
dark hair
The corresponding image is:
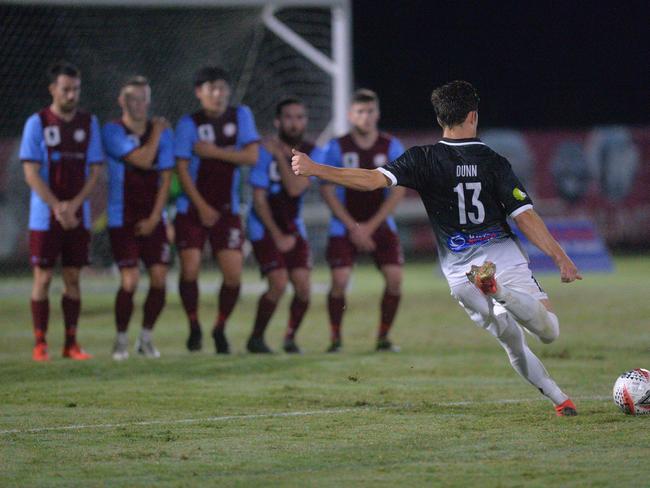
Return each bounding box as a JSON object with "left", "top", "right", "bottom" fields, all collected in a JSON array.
[
  {"left": 48, "top": 61, "right": 80, "bottom": 83},
  {"left": 121, "top": 75, "right": 149, "bottom": 90},
  {"left": 275, "top": 97, "right": 305, "bottom": 117},
  {"left": 351, "top": 88, "right": 379, "bottom": 105},
  {"left": 430, "top": 80, "right": 480, "bottom": 128},
  {"left": 193, "top": 66, "right": 231, "bottom": 87}
]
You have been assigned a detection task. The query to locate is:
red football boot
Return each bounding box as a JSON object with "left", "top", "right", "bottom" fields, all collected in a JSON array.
[
  {"left": 555, "top": 399, "right": 578, "bottom": 416},
  {"left": 62, "top": 343, "right": 93, "bottom": 360},
  {"left": 32, "top": 343, "right": 50, "bottom": 362},
  {"left": 466, "top": 261, "right": 498, "bottom": 295}
]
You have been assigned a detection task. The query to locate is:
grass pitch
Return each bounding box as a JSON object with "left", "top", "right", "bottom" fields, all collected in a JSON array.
[{"left": 1, "top": 257, "right": 650, "bottom": 486}]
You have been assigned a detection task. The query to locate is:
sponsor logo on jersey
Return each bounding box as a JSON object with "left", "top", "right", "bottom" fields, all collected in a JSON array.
[
  {"left": 223, "top": 122, "right": 237, "bottom": 137},
  {"left": 513, "top": 187, "right": 527, "bottom": 201},
  {"left": 73, "top": 129, "right": 86, "bottom": 143},
  {"left": 447, "top": 230, "right": 507, "bottom": 252}
]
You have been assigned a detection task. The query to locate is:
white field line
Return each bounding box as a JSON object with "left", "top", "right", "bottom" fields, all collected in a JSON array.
[{"left": 0, "top": 395, "right": 610, "bottom": 436}]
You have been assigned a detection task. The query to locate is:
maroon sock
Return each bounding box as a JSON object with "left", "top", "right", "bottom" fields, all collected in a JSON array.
[
  {"left": 286, "top": 296, "right": 309, "bottom": 340},
  {"left": 61, "top": 295, "right": 80, "bottom": 347},
  {"left": 115, "top": 288, "right": 134, "bottom": 333},
  {"left": 179, "top": 280, "right": 200, "bottom": 330},
  {"left": 215, "top": 284, "right": 240, "bottom": 331},
  {"left": 252, "top": 293, "right": 278, "bottom": 339},
  {"left": 328, "top": 293, "right": 345, "bottom": 341},
  {"left": 31, "top": 299, "right": 49, "bottom": 345},
  {"left": 378, "top": 291, "right": 401, "bottom": 339},
  {"left": 143, "top": 287, "right": 166, "bottom": 330}
]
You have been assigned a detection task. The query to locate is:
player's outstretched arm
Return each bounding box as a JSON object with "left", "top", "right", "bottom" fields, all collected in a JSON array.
[
  {"left": 291, "top": 149, "right": 388, "bottom": 191},
  {"left": 513, "top": 208, "right": 582, "bottom": 283},
  {"left": 194, "top": 141, "right": 259, "bottom": 166}
]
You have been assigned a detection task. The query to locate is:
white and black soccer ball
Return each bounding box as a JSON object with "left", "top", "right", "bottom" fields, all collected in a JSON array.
[{"left": 613, "top": 369, "right": 650, "bottom": 415}]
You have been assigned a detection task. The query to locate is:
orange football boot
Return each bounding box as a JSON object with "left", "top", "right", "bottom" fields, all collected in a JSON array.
[
  {"left": 555, "top": 398, "right": 578, "bottom": 416},
  {"left": 466, "top": 261, "right": 498, "bottom": 295},
  {"left": 32, "top": 343, "right": 50, "bottom": 362},
  {"left": 62, "top": 343, "right": 93, "bottom": 360}
]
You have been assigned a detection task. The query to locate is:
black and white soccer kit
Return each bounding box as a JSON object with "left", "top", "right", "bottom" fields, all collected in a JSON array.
[{"left": 377, "top": 137, "right": 568, "bottom": 405}]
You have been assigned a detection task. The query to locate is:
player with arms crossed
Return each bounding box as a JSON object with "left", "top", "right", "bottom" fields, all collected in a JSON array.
[
  {"left": 320, "top": 89, "right": 406, "bottom": 353},
  {"left": 103, "top": 76, "right": 174, "bottom": 360},
  {"left": 292, "top": 81, "right": 581, "bottom": 416},
  {"left": 175, "top": 66, "right": 260, "bottom": 354},
  {"left": 20, "top": 62, "right": 104, "bottom": 361},
  {"left": 246, "top": 98, "right": 323, "bottom": 354}
]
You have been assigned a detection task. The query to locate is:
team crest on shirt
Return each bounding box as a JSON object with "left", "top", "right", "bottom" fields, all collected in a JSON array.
[
  {"left": 197, "top": 124, "right": 216, "bottom": 142},
  {"left": 73, "top": 129, "right": 86, "bottom": 143},
  {"left": 223, "top": 122, "right": 237, "bottom": 138},
  {"left": 44, "top": 126, "right": 61, "bottom": 146},
  {"left": 373, "top": 153, "right": 387, "bottom": 167},
  {"left": 342, "top": 152, "right": 359, "bottom": 168},
  {"left": 513, "top": 188, "right": 527, "bottom": 201}
]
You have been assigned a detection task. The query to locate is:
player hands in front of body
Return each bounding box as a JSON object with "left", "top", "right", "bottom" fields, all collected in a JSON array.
[
  {"left": 294, "top": 80, "right": 581, "bottom": 416},
  {"left": 103, "top": 76, "right": 175, "bottom": 360},
  {"left": 20, "top": 62, "right": 104, "bottom": 361},
  {"left": 317, "top": 90, "right": 406, "bottom": 353},
  {"left": 245, "top": 98, "right": 320, "bottom": 354},
  {"left": 174, "top": 66, "right": 260, "bottom": 354}
]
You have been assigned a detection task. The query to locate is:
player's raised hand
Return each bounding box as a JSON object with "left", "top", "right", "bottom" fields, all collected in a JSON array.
[
  {"left": 291, "top": 148, "right": 315, "bottom": 176},
  {"left": 151, "top": 116, "right": 170, "bottom": 131},
  {"left": 559, "top": 257, "right": 582, "bottom": 283}
]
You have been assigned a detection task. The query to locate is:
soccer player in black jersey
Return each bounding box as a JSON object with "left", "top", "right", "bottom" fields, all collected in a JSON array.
[{"left": 291, "top": 81, "right": 581, "bottom": 417}]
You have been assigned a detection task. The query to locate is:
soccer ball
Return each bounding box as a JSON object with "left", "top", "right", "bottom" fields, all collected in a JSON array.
[{"left": 613, "top": 369, "right": 650, "bottom": 415}]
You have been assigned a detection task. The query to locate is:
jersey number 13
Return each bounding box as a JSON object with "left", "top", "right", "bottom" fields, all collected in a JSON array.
[{"left": 453, "top": 182, "right": 485, "bottom": 225}]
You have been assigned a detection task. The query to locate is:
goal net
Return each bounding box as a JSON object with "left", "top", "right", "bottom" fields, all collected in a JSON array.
[{"left": 0, "top": 0, "right": 351, "bottom": 266}]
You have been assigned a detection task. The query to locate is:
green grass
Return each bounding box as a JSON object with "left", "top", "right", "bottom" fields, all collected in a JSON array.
[{"left": 2, "top": 257, "right": 650, "bottom": 487}]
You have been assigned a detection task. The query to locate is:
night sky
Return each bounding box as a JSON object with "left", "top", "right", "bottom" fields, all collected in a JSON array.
[{"left": 352, "top": 1, "right": 649, "bottom": 130}]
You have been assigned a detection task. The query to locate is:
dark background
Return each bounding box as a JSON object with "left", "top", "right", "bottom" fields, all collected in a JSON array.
[{"left": 353, "top": 1, "right": 649, "bottom": 129}]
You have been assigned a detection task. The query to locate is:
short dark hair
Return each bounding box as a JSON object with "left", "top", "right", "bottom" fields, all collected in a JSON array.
[
  {"left": 351, "top": 88, "right": 379, "bottom": 105},
  {"left": 430, "top": 80, "right": 480, "bottom": 128},
  {"left": 48, "top": 61, "right": 80, "bottom": 83},
  {"left": 275, "top": 97, "right": 304, "bottom": 117},
  {"left": 193, "top": 66, "right": 231, "bottom": 87}
]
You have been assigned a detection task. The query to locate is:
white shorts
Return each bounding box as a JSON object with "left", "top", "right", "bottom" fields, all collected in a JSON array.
[{"left": 450, "top": 262, "right": 548, "bottom": 329}]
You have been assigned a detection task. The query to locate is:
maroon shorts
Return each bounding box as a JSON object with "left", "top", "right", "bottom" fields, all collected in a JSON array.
[
  {"left": 252, "top": 234, "right": 312, "bottom": 275},
  {"left": 109, "top": 223, "right": 170, "bottom": 269},
  {"left": 174, "top": 212, "right": 243, "bottom": 254},
  {"left": 326, "top": 225, "right": 404, "bottom": 269},
  {"left": 29, "top": 222, "right": 90, "bottom": 268}
]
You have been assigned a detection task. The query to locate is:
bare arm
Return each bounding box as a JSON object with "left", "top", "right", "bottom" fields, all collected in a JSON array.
[
  {"left": 291, "top": 149, "right": 388, "bottom": 191},
  {"left": 194, "top": 142, "right": 259, "bottom": 166},
  {"left": 176, "top": 158, "right": 219, "bottom": 227},
  {"left": 135, "top": 170, "right": 172, "bottom": 236},
  {"left": 123, "top": 120, "right": 168, "bottom": 170},
  {"left": 23, "top": 162, "right": 59, "bottom": 207},
  {"left": 70, "top": 164, "right": 102, "bottom": 211},
  {"left": 365, "top": 186, "right": 406, "bottom": 233},
  {"left": 275, "top": 152, "right": 310, "bottom": 197},
  {"left": 253, "top": 187, "right": 283, "bottom": 238},
  {"left": 513, "top": 208, "right": 582, "bottom": 282},
  {"left": 319, "top": 184, "right": 358, "bottom": 231}
]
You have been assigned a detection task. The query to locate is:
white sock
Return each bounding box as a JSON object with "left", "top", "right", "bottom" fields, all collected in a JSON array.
[
  {"left": 116, "top": 332, "right": 128, "bottom": 344},
  {"left": 493, "top": 285, "right": 559, "bottom": 343},
  {"left": 492, "top": 312, "right": 568, "bottom": 405},
  {"left": 139, "top": 329, "right": 152, "bottom": 342}
]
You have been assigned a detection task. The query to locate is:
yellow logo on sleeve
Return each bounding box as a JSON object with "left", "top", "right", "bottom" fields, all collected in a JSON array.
[{"left": 513, "top": 188, "right": 527, "bottom": 201}]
